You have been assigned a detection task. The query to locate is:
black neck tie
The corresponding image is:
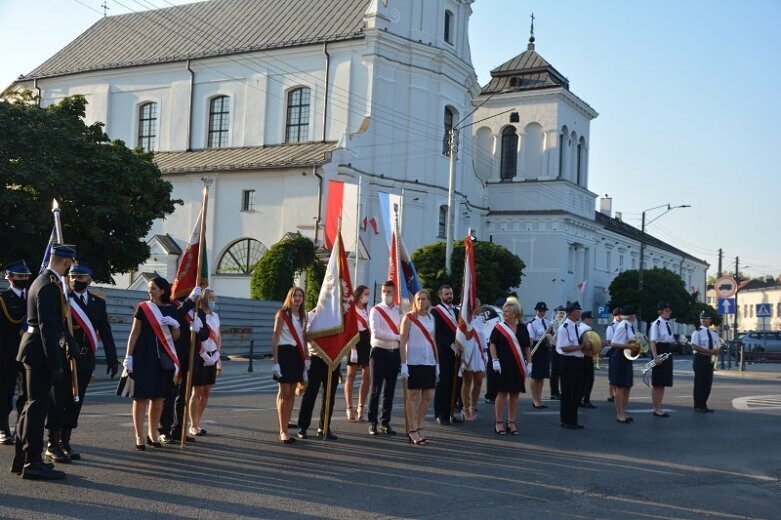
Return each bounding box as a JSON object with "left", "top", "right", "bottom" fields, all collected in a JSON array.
[
  {"left": 631, "top": 324, "right": 636, "bottom": 334},
  {"left": 706, "top": 328, "right": 713, "bottom": 348},
  {"left": 574, "top": 323, "right": 580, "bottom": 342},
  {"left": 82, "top": 295, "right": 87, "bottom": 306},
  {"left": 666, "top": 321, "right": 672, "bottom": 335},
  {"left": 542, "top": 318, "right": 546, "bottom": 329}
]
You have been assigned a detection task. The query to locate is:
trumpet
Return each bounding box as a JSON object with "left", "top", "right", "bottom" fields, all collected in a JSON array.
[
  {"left": 642, "top": 352, "right": 671, "bottom": 386},
  {"left": 530, "top": 310, "right": 566, "bottom": 356},
  {"left": 624, "top": 333, "right": 650, "bottom": 361}
]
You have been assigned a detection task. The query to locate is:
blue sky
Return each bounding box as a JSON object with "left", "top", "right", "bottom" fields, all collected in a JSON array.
[{"left": 2, "top": 0, "right": 779, "bottom": 279}]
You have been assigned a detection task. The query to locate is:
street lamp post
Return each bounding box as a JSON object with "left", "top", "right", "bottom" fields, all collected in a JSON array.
[{"left": 637, "top": 203, "right": 691, "bottom": 292}]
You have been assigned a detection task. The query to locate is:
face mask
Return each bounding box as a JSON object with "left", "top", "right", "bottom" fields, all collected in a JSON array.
[
  {"left": 208, "top": 300, "right": 217, "bottom": 310},
  {"left": 360, "top": 296, "right": 369, "bottom": 305},
  {"left": 10, "top": 279, "right": 29, "bottom": 291},
  {"left": 383, "top": 294, "right": 394, "bottom": 306},
  {"left": 72, "top": 281, "right": 89, "bottom": 292}
]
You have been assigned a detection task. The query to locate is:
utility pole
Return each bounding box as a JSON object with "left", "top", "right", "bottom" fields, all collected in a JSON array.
[
  {"left": 733, "top": 256, "right": 740, "bottom": 345},
  {"left": 444, "top": 128, "right": 458, "bottom": 275},
  {"left": 717, "top": 248, "right": 723, "bottom": 278}
]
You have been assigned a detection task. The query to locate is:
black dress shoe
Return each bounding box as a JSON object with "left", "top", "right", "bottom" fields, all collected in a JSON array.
[
  {"left": 607, "top": 396, "right": 615, "bottom": 402},
  {"left": 44, "top": 444, "right": 71, "bottom": 464},
  {"left": 380, "top": 424, "right": 397, "bottom": 435},
  {"left": 146, "top": 435, "right": 163, "bottom": 448},
  {"left": 693, "top": 407, "right": 708, "bottom": 413},
  {"left": 317, "top": 430, "right": 338, "bottom": 440},
  {"left": 450, "top": 416, "right": 464, "bottom": 424},
  {"left": 297, "top": 429, "right": 308, "bottom": 439},
  {"left": 653, "top": 411, "right": 670, "bottom": 417},
  {"left": 368, "top": 424, "right": 378, "bottom": 436},
  {"left": 580, "top": 402, "right": 597, "bottom": 409},
  {"left": 560, "top": 423, "right": 584, "bottom": 430},
  {"left": 61, "top": 444, "right": 81, "bottom": 461},
  {"left": 22, "top": 462, "right": 66, "bottom": 480},
  {"left": 435, "top": 417, "right": 452, "bottom": 426}
]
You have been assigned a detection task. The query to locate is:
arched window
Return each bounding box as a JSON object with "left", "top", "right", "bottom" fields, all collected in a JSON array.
[
  {"left": 444, "top": 10, "right": 454, "bottom": 44},
  {"left": 558, "top": 125, "right": 568, "bottom": 180},
  {"left": 438, "top": 205, "right": 448, "bottom": 238},
  {"left": 138, "top": 102, "right": 158, "bottom": 152},
  {"left": 208, "top": 96, "right": 230, "bottom": 148},
  {"left": 500, "top": 126, "right": 518, "bottom": 180},
  {"left": 216, "top": 238, "right": 267, "bottom": 275},
  {"left": 443, "top": 106, "right": 457, "bottom": 156},
  {"left": 286, "top": 87, "right": 310, "bottom": 143},
  {"left": 576, "top": 136, "right": 586, "bottom": 185}
]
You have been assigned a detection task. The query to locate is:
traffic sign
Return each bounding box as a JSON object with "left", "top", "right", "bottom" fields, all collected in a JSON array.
[
  {"left": 756, "top": 304, "right": 771, "bottom": 318},
  {"left": 597, "top": 305, "right": 610, "bottom": 325},
  {"left": 717, "top": 297, "right": 735, "bottom": 315},
  {"left": 715, "top": 276, "right": 737, "bottom": 298}
]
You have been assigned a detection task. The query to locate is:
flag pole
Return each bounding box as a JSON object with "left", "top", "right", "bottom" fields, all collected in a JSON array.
[
  {"left": 321, "top": 222, "right": 343, "bottom": 442},
  {"left": 181, "top": 177, "right": 212, "bottom": 448},
  {"left": 354, "top": 174, "right": 362, "bottom": 285},
  {"left": 392, "top": 205, "right": 410, "bottom": 432},
  {"left": 52, "top": 199, "right": 80, "bottom": 404}
]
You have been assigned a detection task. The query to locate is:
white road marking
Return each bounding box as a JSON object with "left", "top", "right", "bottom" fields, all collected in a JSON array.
[{"left": 732, "top": 395, "right": 781, "bottom": 411}]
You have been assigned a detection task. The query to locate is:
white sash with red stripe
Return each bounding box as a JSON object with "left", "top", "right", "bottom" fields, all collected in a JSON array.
[
  {"left": 406, "top": 312, "right": 438, "bottom": 362},
  {"left": 139, "top": 301, "right": 180, "bottom": 376},
  {"left": 279, "top": 311, "right": 307, "bottom": 361},
  {"left": 432, "top": 305, "right": 457, "bottom": 334},
  {"left": 375, "top": 306, "right": 400, "bottom": 335},
  {"left": 495, "top": 322, "right": 527, "bottom": 378},
  {"left": 69, "top": 297, "right": 98, "bottom": 355},
  {"left": 356, "top": 308, "right": 369, "bottom": 331}
]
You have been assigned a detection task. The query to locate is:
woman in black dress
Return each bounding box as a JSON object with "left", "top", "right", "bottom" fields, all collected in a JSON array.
[
  {"left": 488, "top": 298, "right": 531, "bottom": 435},
  {"left": 344, "top": 285, "right": 371, "bottom": 422},
  {"left": 189, "top": 288, "right": 220, "bottom": 436},
  {"left": 123, "top": 277, "right": 181, "bottom": 450}
]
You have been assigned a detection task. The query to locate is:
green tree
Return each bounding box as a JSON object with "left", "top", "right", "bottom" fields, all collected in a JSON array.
[
  {"left": 608, "top": 268, "right": 693, "bottom": 329},
  {"left": 304, "top": 259, "right": 326, "bottom": 310},
  {"left": 0, "top": 93, "right": 179, "bottom": 282},
  {"left": 679, "top": 298, "right": 723, "bottom": 327},
  {"left": 250, "top": 233, "right": 319, "bottom": 301},
  {"left": 411, "top": 239, "right": 525, "bottom": 305}
]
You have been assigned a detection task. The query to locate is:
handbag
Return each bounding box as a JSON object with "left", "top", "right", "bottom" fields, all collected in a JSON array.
[{"left": 116, "top": 369, "right": 135, "bottom": 398}]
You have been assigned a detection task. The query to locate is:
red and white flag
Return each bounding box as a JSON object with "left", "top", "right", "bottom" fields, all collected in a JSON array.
[
  {"left": 307, "top": 231, "right": 360, "bottom": 368},
  {"left": 456, "top": 234, "right": 477, "bottom": 347},
  {"left": 576, "top": 280, "right": 587, "bottom": 295},
  {"left": 171, "top": 206, "right": 208, "bottom": 301},
  {"left": 324, "top": 180, "right": 358, "bottom": 251}
]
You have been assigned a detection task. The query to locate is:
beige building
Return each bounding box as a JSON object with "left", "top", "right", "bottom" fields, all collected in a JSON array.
[{"left": 707, "top": 279, "right": 781, "bottom": 335}]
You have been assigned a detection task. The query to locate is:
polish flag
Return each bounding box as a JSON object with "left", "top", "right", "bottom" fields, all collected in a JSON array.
[
  {"left": 456, "top": 233, "right": 477, "bottom": 347},
  {"left": 324, "top": 180, "right": 358, "bottom": 251},
  {"left": 171, "top": 206, "right": 208, "bottom": 301},
  {"left": 577, "top": 280, "right": 587, "bottom": 295}
]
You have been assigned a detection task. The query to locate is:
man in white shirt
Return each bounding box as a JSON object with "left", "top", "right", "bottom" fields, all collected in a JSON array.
[
  {"left": 578, "top": 311, "right": 597, "bottom": 409},
  {"left": 555, "top": 301, "right": 585, "bottom": 429},
  {"left": 367, "top": 280, "right": 402, "bottom": 435},
  {"left": 648, "top": 301, "right": 675, "bottom": 417},
  {"left": 604, "top": 307, "right": 621, "bottom": 402},
  {"left": 691, "top": 311, "right": 720, "bottom": 413}
]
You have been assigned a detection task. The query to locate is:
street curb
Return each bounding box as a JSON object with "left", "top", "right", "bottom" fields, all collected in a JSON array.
[{"left": 714, "top": 370, "right": 781, "bottom": 381}]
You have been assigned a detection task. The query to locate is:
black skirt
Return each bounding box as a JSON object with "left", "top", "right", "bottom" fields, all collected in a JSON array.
[
  {"left": 348, "top": 330, "right": 371, "bottom": 366},
  {"left": 531, "top": 341, "right": 551, "bottom": 379},
  {"left": 651, "top": 343, "right": 674, "bottom": 387},
  {"left": 275, "top": 344, "right": 305, "bottom": 384},
  {"left": 193, "top": 352, "right": 218, "bottom": 386},
  {"left": 408, "top": 364, "right": 436, "bottom": 390},
  {"left": 609, "top": 350, "right": 634, "bottom": 388}
]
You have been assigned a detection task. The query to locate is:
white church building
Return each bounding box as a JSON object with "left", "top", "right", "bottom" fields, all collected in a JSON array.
[{"left": 12, "top": 0, "right": 707, "bottom": 325}]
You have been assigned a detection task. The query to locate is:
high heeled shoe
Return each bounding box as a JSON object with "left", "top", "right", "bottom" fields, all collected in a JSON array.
[
  {"left": 135, "top": 438, "right": 146, "bottom": 451},
  {"left": 356, "top": 404, "right": 367, "bottom": 422},
  {"left": 346, "top": 407, "right": 357, "bottom": 422},
  {"left": 507, "top": 421, "right": 519, "bottom": 435},
  {"left": 494, "top": 421, "right": 506, "bottom": 435},
  {"left": 146, "top": 434, "right": 162, "bottom": 448}
]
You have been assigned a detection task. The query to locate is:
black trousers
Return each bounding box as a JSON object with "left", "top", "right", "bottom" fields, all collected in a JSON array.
[
  {"left": 47, "top": 367, "right": 91, "bottom": 432},
  {"left": 297, "top": 356, "right": 339, "bottom": 431},
  {"left": 559, "top": 356, "right": 583, "bottom": 426},
  {"left": 485, "top": 350, "right": 497, "bottom": 401},
  {"left": 580, "top": 357, "right": 595, "bottom": 404},
  {"left": 550, "top": 349, "right": 561, "bottom": 396},
  {"left": 16, "top": 365, "right": 51, "bottom": 464},
  {"left": 368, "top": 347, "right": 400, "bottom": 426},
  {"left": 0, "top": 360, "right": 19, "bottom": 418},
  {"left": 159, "top": 374, "right": 185, "bottom": 436},
  {"left": 434, "top": 345, "right": 457, "bottom": 420},
  {"left": 693, "top": 355, "right": 714, "bottom": 408}
]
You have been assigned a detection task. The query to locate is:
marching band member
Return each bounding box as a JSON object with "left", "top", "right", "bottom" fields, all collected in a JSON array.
[
  {"left": 578, "top": 311, "right": 597, "bottom": 409},
  {"left": 460, "top": 299, "right": 485, "bottom": 421},
  {"left": 526, "top": 301, "right": 552, "bottom": 409},
  {"left": 432, "top": 285, "right": 461, "bottom": 425},
  {"left": 344, "top": 285, "right": 371, "bottom": 422},
  {"left": 399, "top": 290, "right": 437, "bottom": 445},
  {"left": 691, "top": 311, "right": 719, "bottom": 413},
  {"left": 488, "top": 298, "right": 530, "bottom": 435},
  {"left": 271, "top": 287, "right": 309, "bottom": 444},
  {"left": 649, "top": 301, "right": 675, "bottom": 417},
  {"left": 555, "top": 301, "right": 585, "bottom": 430},
  {"left": 609, "top": 305, "right": 638, "bottom": 424},
  {"left": 367, "top": 280, "right": 402, "bottom": 436},
  {"left": 123, "top": 276, "right": 182, "bottom": 450},
  {"left": 605, "top": 307, "right": 622, "bottom": 402}
]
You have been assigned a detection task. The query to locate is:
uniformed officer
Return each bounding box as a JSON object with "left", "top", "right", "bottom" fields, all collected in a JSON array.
[
  {"left": 604, "top": 307, "right": 622, "bottom": 402},
  {"left": 578, "top": 311, "right": 597, "bottom": 408},
  {"left": 45, "top": 263, "right": 119, "bottom": 462},
  {"left": 0, "top": 261, "right": 32, "bottom": 445},
  {"left": 12, "top": 245, "right": 76, "bottom": 480},
  {"left": 555, "top": 301, "right": 585, "bottom": 429},
  {"left": 691, "top": 311, "right": 719, "bottom": 413},
  {"left": 527, "top": 301, "right": 552, "bottom": 409},
  {"left": 649, "top": 301, "right": 675, "bottom": 417}
]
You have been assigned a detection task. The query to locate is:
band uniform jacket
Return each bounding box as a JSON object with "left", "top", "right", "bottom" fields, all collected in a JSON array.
[
  {"left": 16, "top": 269, "right": 66, "bottom": 373},
  {"left": 0, "top": 288, "right": 27, "bottom": 364},
  {"left": 69, "top": 291, "right": 119, "bottom": 372}
]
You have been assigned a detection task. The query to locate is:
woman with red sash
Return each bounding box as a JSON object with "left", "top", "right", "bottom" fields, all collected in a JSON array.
[
  {"left": 460, "top": 299, "right": 486, "bottom": 422},
  {"left": 344, "top": 285, "right": 371, "bottom": 422},
  {"left": 189, "top": 288, "right": 221, "bottom": 436},
  {"left": 488, "top": 298, "right": 530, "bottom": 435},
  {"left": 399, "top": 290, "right": 438, "bottom": 446},
  {"left": 271, "top": 287, "right": 309, "bottom": 444},
  {"left": 123, "top": 277, "right": 181, "bottom": 450}
]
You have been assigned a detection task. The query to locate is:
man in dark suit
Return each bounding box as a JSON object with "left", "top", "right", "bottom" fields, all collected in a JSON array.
[
  {"left": 0, "top": 261, "right": 32, "bottom": 445},
  {"left": 46, "top": 262, "right": 119, "bottom": 462},
  {"left": 13, "top": 245, "right": 76, "bottom": 480},
  {"left": 432, "top": 285, "right": 462, "bottom": 425}
]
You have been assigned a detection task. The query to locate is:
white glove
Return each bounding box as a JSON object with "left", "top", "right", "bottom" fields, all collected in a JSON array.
[
  {"left": 450, "top": 343, "right": 458, "bottom": 355},
  {"left": 435, "top": 364, "right": 440, "bottom": 384},
  {"left": 304, "top": 359, "right": 312, "bottom": 371},
  {"left": 200, "top": 350, "right": 215, "bottom": 366},
  {"left": 272, "top": 363, "right": 282, "bottom": 378},
  {"left": 188, "top": 286, "right": 202, "bottom": 302},
  {"left": 123, "top": 356, "right": 133, "bottom": 373},
  {"left": 211, "top": 351, "right": 222, "bottom": 366},
  {"left": 349, "top": 348, "right": 358, "bottom": 364},
  {"left": 526, "top": 362, "right": 533, "bottom": 376},
  {"left": 160, "top": 316, "right": 180, "bottom": 329},
  {"left": 191, "top": 316, "right": 203, "bottom": 333},
  {"left": 400, "top": 363, "right": 409, "bottom": 379},
  {"left": 492, "top": 359, "right": 501, "bottom": 374},
  {"left": 482, "top": 352, "right": 489, "bottom": 364},
  {"left": 458, "top": 363, "right": 465, "bottom": 377}
]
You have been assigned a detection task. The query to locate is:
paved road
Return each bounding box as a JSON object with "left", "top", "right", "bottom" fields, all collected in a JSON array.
[{"left": 1, "top": 357, "right": 779, "bottom": 519}]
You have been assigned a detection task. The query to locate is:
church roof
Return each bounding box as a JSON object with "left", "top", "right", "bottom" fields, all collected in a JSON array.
[
  {"left": 481, "top": 45, "right": 570, "bottom": 95},
  {"left": 154, "top": 142, "right": 338, "bottom": 174},
  {"left": 149, "top": 234, "right": 182, "bottom": 255},
  {"left": 21, "top": 0, "right": 369, "bottom": 80}
]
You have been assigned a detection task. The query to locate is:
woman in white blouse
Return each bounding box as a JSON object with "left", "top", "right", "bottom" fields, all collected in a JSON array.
[
  {"left": 399, "top": 290, "right": 438, "bottom": 446},
  {"left": 344, "top": 285, "right": 371, "bottom": 422},
  {"left": 189, "top": 288, "right": 221, "bottom": 436},
  {"left": 460, "top": 299, "right": 486, "bottom": 421}
]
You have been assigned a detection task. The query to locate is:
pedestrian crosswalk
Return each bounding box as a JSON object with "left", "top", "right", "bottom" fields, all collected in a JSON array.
[{"left": 86, "top": 372, "right": 364, "bottom": 396}]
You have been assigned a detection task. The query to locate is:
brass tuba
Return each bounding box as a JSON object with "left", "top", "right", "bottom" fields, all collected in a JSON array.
[{"left": 624, "top": 332, "right": 650, "bottom": 361}]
